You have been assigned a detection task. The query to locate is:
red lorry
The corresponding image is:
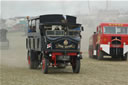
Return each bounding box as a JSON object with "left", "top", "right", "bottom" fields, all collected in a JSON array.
[{"left": 89, "top": 23, "right": 128, "bottom": 60}]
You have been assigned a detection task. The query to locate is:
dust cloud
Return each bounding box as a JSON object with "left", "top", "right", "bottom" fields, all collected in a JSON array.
[
  {"left": 0, "top": 2, "right": 128, "bottom": 85},
  {"left": 0, "top": 1, "right": 128, "bottom": 68},
  {"left": 0, "top": 32, "right": 28, "bottom": 67}
]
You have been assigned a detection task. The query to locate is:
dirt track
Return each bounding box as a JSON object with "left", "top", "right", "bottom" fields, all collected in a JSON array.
[{"left": 1, "top": 32, "right": 128, "bottom": 85}]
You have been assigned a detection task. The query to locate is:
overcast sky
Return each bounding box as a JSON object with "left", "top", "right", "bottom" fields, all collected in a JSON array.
[{"left": 1, "top": 1, "right": 128, "bottom": 18}]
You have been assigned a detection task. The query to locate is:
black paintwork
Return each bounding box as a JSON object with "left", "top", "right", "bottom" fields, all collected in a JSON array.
[{"left": 27, "top": 14, "right": 82, "bottom": 54}]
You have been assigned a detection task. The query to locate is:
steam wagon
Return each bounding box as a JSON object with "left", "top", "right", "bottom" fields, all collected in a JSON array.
[
  {"left": 0, "top": 29, "right": 9, "bottom": 49},
  {"left": 26, "top": 14, "right": 84, "bottom": 73},
  {"left": 89, "top": 23, "right": 128, "bottom": 60}
]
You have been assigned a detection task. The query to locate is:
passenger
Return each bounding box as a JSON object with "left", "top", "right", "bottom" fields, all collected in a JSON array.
[
  {"left": 28, "top": 26, "right": 32, "bottom": 33},
  {"left": 32, "top": 26, "right": 36, "bottom": 32},
  {"left": 28, "top": 29, "right": 32, "bottom": 33},
  {"left": 28, "top": 26, "right": 36, "bottom": 32},
  {"left": 52, "top": 25, "right": 62, "bottom": 30},
  {"left": 55, "top": 27, "right": 60, "bottom": 30}
]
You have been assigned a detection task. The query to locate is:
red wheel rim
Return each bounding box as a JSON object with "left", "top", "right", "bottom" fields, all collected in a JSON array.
[
  {"left": 42, "top": 59, "right": 45, "bottom": 70},
  {"left": 28, "top": 56, "right": 30, "bottom": 65}
]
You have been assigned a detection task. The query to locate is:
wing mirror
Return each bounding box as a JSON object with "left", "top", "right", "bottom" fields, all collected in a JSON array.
[
  {"left": 94, "top": 32, "right": 96, "bottom": 34},
  {"left": 81, "top": 26, "right": 84, "bottom": 31}
]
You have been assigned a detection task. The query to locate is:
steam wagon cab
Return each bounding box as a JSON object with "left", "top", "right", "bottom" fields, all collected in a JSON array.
[
  {"left": 89, "top": 23, "right": 128, "bottom": 60},
  {"left": 26, "top": 14, "right": 84, "bottom": 73}
]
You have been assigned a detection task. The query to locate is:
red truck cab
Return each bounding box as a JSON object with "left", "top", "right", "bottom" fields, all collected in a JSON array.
[{"left": 89, "top": 23, "right": 128, "bottom": 60}]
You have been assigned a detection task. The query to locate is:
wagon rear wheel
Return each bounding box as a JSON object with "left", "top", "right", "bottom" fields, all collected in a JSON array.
[
  {"left": 72, "top": 57, "right": 80, "bottom": 73},
  {"left": 42, "top": 57, "right": 49, "bottom": 74},
  {"left": 27, "top": 50, "right": 39, "bottom": 69}
]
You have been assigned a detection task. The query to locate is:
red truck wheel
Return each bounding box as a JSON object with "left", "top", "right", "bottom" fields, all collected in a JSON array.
[
  {"left": 89, "top": 50, "right": 92, "bottom": 58},
  {"left": 122, "top": 53, "right": 128, "bottom": 61},
  {"left": 90, "top": 50, "right": 94, "bottom": 58},
  {"left": 97, "top": 49, "right": 103, "bottom": 60},
  {"left": 42, "top": 57, "right": 49, "bottom": 74}
]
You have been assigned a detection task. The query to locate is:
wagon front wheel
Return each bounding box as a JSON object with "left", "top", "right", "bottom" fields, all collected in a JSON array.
[
  {"left": 72, "top": 57, "right": 80, "bottom": 73},
  {"left": 42, "top": 58, "right": 49, "bottom": 74}
]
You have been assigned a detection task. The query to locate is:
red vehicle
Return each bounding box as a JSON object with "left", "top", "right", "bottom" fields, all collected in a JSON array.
[{"left": 89, "top": 23, "right": 128, "bottom": 60}]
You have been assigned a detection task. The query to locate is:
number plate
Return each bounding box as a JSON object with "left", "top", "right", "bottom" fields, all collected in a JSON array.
[{"left": 57, "top": 56, "right": 70, "bottom": 60}]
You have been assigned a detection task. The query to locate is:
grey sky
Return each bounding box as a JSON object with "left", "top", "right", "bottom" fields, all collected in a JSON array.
[{"left": 1, "top": 1, "right": 128, "bottom": 18}]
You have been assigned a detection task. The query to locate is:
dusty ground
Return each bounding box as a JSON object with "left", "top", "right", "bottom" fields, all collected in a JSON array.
[{"left": 0, "top": 32, "right": 128, "bottom": 85}]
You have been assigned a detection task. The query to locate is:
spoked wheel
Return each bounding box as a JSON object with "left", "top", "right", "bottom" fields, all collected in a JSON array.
[
  {"left": 42, "top": 57, "right": 49, "bottom": 74},
  {"left": 71, "top": 57, "right": 80, "bottom": 73},
  {"left": 27, "top": 50, "right": 39, "bottom": 69}
]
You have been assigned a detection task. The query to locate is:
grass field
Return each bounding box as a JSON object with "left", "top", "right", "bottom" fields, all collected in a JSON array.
[{"left": 1, "top": 32, "right": 128, "bottom": 85}]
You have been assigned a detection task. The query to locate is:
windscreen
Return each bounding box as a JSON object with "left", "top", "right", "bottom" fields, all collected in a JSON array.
[
  {"left": 46, "top": 30, "right": 64, "bottom": 36},
  {"left": 46, "top": 30, "right": 80, "bottom": 37},
  {"left": 104, "top": 26, "right": 128, "bottom": 34},
  {"left": 68, "top": 30, "right": 80, "bottom": 37}
]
